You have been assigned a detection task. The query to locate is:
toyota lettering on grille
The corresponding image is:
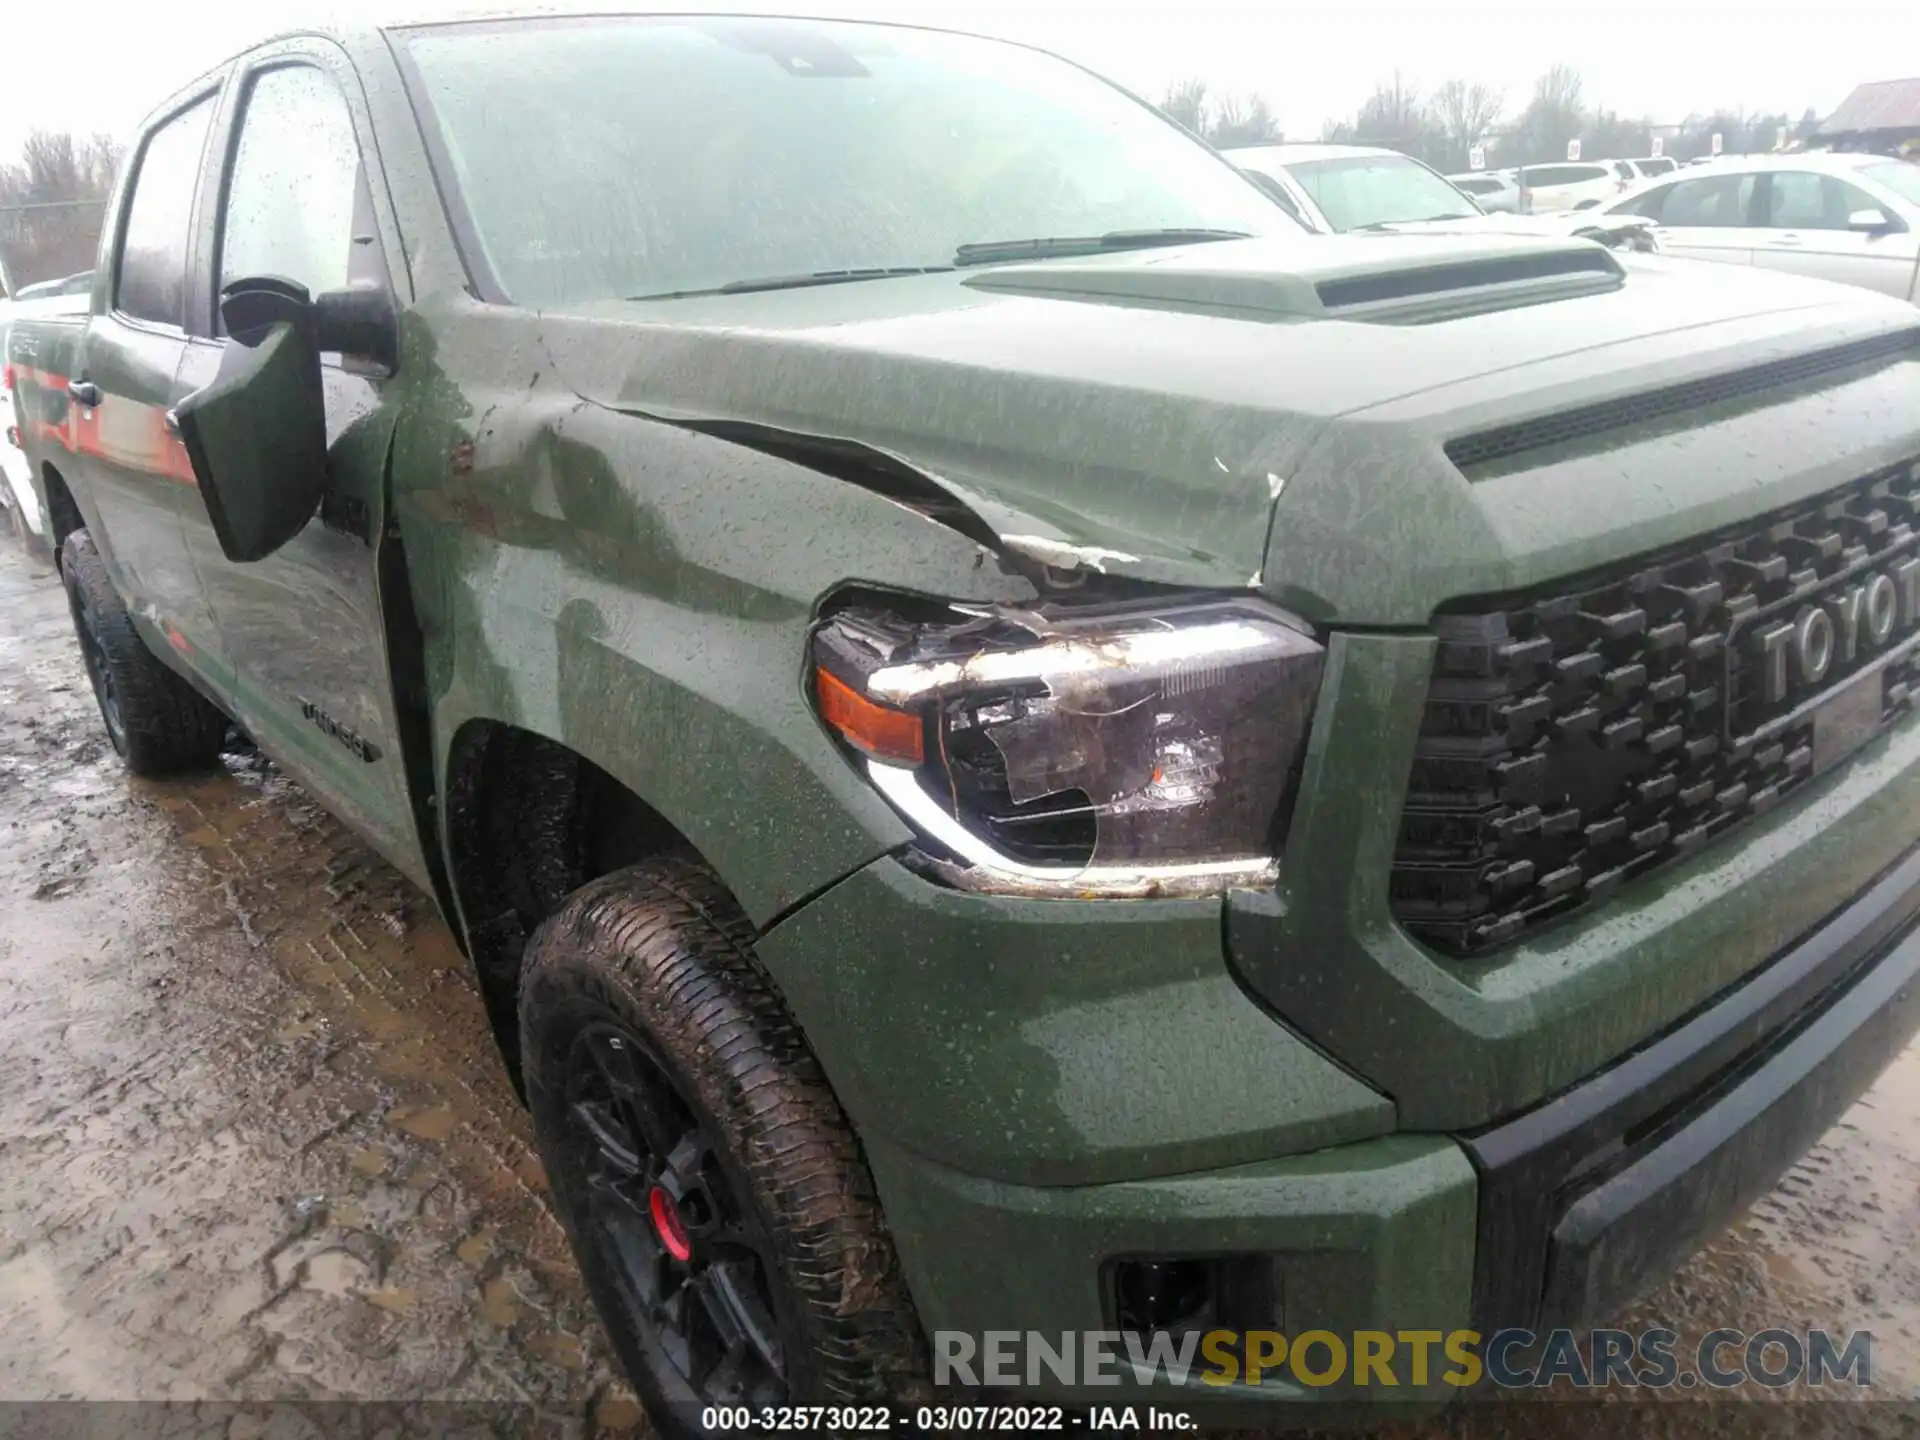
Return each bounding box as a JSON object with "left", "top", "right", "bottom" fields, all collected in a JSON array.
[{"left": 1729, "top": 546, "right": 1920, "bottom": 773}]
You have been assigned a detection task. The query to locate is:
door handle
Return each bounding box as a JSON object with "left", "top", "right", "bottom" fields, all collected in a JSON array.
[
  {"left": 67, "top": 380, "right": 102, "bottom": 407},
  {"left": 1772, "top": 234, "right": 1803, "bottom": 246}
]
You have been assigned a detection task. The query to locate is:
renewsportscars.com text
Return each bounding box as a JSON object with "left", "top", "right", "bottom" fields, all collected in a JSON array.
[{"left": 934, "top": 1327, "right": 1873, "bottom": 1390}]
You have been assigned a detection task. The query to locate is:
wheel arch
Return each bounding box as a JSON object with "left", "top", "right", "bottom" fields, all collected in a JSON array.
[
  {"left": 439, "top": 715, "right": 709, "bottom": 1088},
  {"left": 39, "top": 461, "right": 85, "bottom": 557}
]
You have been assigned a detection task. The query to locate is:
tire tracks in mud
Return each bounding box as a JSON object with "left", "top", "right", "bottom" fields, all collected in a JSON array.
[{"left": 0, "top": 541, "right": 643, "bottom": 1431}]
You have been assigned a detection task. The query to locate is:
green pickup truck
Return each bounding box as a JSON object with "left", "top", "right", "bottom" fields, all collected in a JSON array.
[{"left": 11, "top": 11, "right": 1920, "bottom": 1428}]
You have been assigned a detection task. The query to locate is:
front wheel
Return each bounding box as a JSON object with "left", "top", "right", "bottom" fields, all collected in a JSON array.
[
  {"left": 60, "top": 529, "right": 227, "bottom": 775},
  {"left": 520, "top": 855, "right": 926, "bottom": 1435}
]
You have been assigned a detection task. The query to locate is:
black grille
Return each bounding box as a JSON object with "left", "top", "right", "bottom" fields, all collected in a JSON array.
[
  {"left": 1393, "top": 456, "right": 1920, "bottom": 957},
  {"left": 1444, "top": 328, "right": 1920, "bottom": 472}
]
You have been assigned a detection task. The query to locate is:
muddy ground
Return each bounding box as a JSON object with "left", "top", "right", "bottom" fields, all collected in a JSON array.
[{"left": 2, "top": 532, "right": 1918, "bottom": 1439}]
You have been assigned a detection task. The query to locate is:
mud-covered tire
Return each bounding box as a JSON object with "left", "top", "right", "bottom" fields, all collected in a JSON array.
[
  {"left": 520, "top": 855, "right": 927, "bottom": 1434},
  {"left": 60, "top": 529, "right": 227, "bottom": 776}
]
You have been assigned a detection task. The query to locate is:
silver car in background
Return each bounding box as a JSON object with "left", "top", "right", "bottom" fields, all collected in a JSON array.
[
  {"left": 1604, "top": 152, "right": 1920, "bottom": 302},
  {"left": 1226, "top": 143, "right": 1657, "bottom": 249}
]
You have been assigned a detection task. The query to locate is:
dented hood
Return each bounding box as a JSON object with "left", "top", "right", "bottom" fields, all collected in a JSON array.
[{"left": 535, "top": 235, "right": 1917, "bottom": 604}]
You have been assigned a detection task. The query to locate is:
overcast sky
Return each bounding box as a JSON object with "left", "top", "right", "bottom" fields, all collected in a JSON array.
[{"left": 0, "top": 0, "right": 1897, "bottom": 162}]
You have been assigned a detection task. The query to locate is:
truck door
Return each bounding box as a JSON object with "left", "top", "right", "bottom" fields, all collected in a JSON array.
[
  {"left": 174, "top": 49, "right": 427, "bottom": 889},
  {"left": 65, "top": 91, "right": 222, "bottom": 653}
]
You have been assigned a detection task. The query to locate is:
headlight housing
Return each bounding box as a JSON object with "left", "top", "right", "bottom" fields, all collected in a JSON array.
[{"left": 811, "top": 597, "right": 1325, "bottom": 897}]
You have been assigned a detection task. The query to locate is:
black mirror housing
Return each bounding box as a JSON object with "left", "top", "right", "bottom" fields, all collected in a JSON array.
[
  {"left": 315, "top": 282, "right": 398, "bottom": 373},
  {"left": 174, "top": 274, "right": 331, "bottom": 563},
  {"left": 173, "top": 272, "right": 399, "bottom": 564}
]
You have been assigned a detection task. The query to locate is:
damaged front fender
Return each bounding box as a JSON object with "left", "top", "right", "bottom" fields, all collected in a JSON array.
[
  {"left": 529, "top": 303, "right": 1307, "bottom": 590},
  {"left": 388, "top": 302, "right": 1065, "bottom": 924}
]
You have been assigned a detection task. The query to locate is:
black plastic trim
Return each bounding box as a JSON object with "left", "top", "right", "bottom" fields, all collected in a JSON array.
[
  {"left": 1462, "top": 838, "right": 1920, "bottom": 1331},
  {"left": 1316, "top": 247, "right": 1620, "bottom": 311},
  {"left": 1445, "top": 327, "right": 1920, "bottom": 472}
]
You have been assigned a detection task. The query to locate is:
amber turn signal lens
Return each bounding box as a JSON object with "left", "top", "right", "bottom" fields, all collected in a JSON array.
[{"left": 815, "top": 667, "right": 925, "bottom": 764}]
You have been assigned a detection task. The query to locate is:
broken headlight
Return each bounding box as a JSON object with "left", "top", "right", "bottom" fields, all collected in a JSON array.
[{"left": 811, "top": 598, "right": 1325, "bottom": 897}]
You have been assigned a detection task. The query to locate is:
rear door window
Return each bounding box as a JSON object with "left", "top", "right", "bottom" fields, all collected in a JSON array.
[
  {"left": 1658, "top": 173, "right": 1759, "bottom": 227},
  {"left": 1763, "top": 171, "right": 1850, "bottom": 229},
  {"left": 115, "top": 97, "right": 216, "bottom": 327}
]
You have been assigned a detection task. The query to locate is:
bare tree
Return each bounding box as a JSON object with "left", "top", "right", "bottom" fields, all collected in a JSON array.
[
  {"left": 1159, "top": 78, "right": 1211, "bottom": 137},
  {"left": 1430, "top": 79, "right": 1504, "bottom": 170},
  {"left": 1588, "top": 108, "right": 1653, "bottom": 160},
  {"left": 0, "top": 129, "right": 122, "bottom": 291},
  {"left": 1159, "top": 79, "right": 1281, "bottom": 149},
  {"left": 1518, "top": 64, "right": 1588, "bottom": 164},
  {"left": 1210, "top": 93, "right": 1282, "bottom": 148},
  {"left": 1353, "top": 72, "right": 1427, "bottom": 149}
]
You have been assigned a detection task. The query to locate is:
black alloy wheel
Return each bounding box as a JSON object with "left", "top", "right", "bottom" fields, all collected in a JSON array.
[
  {"left": 562, "top": 1017, "right": 789, "bottom": 1408},
  {"left": 520, "top": 856, "right": 927, "bottom": 1437}
]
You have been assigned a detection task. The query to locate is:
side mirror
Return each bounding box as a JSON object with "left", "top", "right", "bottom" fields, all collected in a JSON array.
[
  {"left": 174, "top": 276, "right": 329, "bottom": 563},
  {"left": 1848, "top": 207, "right": 1896, "bottom": 234},
  {"left": 315, "top": 282, "right": 399, "bottom": 374},
  {"left": 172, "top": 274, "right": 400, "bottom": 563}
]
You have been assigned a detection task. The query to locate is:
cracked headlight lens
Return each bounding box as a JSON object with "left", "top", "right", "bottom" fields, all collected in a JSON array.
[{"left": 811, "top": 598, "right": 1325, "bottom": 897}]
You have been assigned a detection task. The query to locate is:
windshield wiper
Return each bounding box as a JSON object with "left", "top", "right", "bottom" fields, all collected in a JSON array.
[
  {"left": 951, "top": 228, "right": 1253, "bottom": 267},
  {"left": 628, "top": 266, "right": 955, "bottom": 301},
  {"left": 1349, "top": 214, "right": 1479, "bottom": 232}
]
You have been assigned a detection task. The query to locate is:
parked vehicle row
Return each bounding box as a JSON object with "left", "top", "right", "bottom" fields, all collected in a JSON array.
[
  {"left": 1227, "top": 143, "right": 1658, "bottom": 249},
  {"left": 1227, "top": 141, "right": 1917, "bottom": 307},
  {"left": 1442, "top": 156, "right": 1681, "bottom": 215}
]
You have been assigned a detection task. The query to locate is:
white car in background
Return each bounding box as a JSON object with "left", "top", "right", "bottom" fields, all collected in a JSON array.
[
  {"left": 1225, "top": 143, "right": 1657, "bottom": 249},
  {"left": 1, "top": 271, "right": 94, "bottom": 544},
  {"left": 1446, "top": 171, "right": 1525, "bottom": 213},
  {"left": 1617, "top": 156, "right": 1681, "bottom": 183},
  {"left": 1513, "top": 161, "right": 1624, "bottom": 210},
  {"left": 1603, "top": 152, "right": 1920, "bottom": 302}
]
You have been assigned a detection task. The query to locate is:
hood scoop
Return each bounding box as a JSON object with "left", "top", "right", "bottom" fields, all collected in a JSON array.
[{"left": 962, "top": 234, "right": 1624, "bottom": 325}]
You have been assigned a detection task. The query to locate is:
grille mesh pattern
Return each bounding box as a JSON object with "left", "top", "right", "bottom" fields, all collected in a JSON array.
[{"left": 1393, "top": 457, "right": 1920, "bottom": 957}]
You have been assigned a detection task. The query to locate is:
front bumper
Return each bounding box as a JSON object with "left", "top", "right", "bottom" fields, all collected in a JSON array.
[
  {"left": 1469, "top": 834, "right": 1920, "bottom": 1331},
  {"left": 863, "top": 1132, "right": 1476, "bottom": 1408},
  {"left": 841, "top": 841, "right": 1920, "bottom": 1408}
]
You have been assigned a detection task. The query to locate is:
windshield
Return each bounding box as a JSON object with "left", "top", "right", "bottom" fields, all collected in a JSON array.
[
  {"left": 1862, "top": 161, "right": 1920, "bottom": 209},
  {"left": 1281, "top": 154, "right": 1481, "bottom": 231},
  {"left": 398, "top": 17, "right": 1294, "bottom": 306}
]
